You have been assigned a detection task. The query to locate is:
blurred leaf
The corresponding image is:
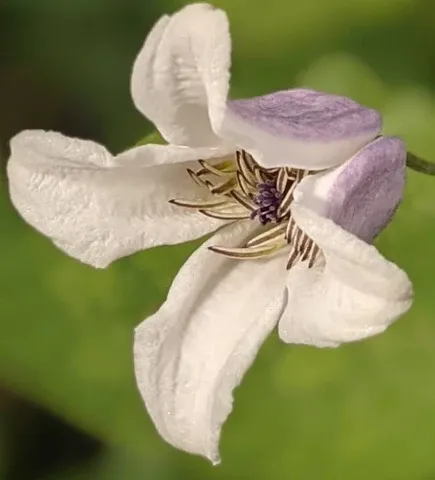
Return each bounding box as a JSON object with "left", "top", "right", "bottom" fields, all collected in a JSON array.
[
  {"left": 42, "top": 446, "right": 178, "bottom": 480},
  {"left": 0, "top": 413, "right": 5, "bottom": 479},
  {"left": 297, "top": 53, "right": 389, "bottom": 110},
  {"left": 172, "top": 0, "right": 413, "bottom": 53},
  {"left": 383, "top": 85, "right": 435, "bottom": 155}
]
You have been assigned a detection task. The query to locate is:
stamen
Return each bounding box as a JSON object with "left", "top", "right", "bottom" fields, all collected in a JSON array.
[
  {"left": 209, "top": 177, "right": 238, "bottom": 195},
  {"left": 236, "top": 171, "right": 255, "bottom": 197},
  {"left": 229, "top": 191, "right": 255, "bottom": 211},
  {"left": 276, "top": 168, "right": 288, "bottom": 194},
  {"left": 170, "top": 150, "right": 322, "bottom": 269},
  {"left": 186, "top": 168, "right": 208, "bottom": 187},
  {"left": 236, "top": 150, "right": 256, "bottom": 185},
  {"left": 276, "top": 180, "right": 298, "bottom": 219},
  {"left": 208, "top": 243, "right": 284, "bottom": 260},
  {"left": 169, "top": 198, "right": 228, "bottom": 209},
  {"left": 285, "top": 217, "right": 298, "bottom": 242},
  {"left": 253, "top": 165, "right": 269, "bottom": 183},
  {"left": 245, "top": 223, "right": 286, "bottom": 248},
  {"left": 286, "top": 227, "right": 321, "bottom": 270},
  {"left": 199, "top": 209, "right": 251, "bottom": 220},
  {"left": 197, "top": 159, "right": 235, "bottom": 176},
  {"left": 308, "top": 244, "right": 321, "bottom": 268}
]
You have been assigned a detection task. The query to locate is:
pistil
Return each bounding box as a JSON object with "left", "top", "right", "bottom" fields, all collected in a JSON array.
[{"left": 251, "top": 181, "right": 282, "bottom": 225}]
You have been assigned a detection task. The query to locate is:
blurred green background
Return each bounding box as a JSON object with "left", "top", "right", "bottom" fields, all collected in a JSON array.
[{"left": 2, "top": 0, "right": 435, "bottom": 478}]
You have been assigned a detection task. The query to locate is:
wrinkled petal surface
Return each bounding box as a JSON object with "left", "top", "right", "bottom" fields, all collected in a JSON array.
[
  {"left": 219, "top": 89, "right": 381, "bottom": 169},
  {"left": 7, "top": 130, "right": 227, "bottom": 268},
  {"left": 131, "top": 4, "right": 231, "bottom": 147},
  {"left": 134, "top": 221, "right": 287, "bottom": 463},
  {"left": 279, "top": 204, "right": 412, "bottom": 347}
]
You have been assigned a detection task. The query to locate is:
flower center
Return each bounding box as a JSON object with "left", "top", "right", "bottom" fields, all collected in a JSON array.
[
  {"left": 251, "top": 181, "right": 282, "bottom": 225},
  {"left": 170, "top": 150, "right": 320, "bottom": 269}
]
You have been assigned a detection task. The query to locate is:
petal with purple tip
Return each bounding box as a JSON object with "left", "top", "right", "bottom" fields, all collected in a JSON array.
[
  {"left": 292, "top": 136, "right": 406, "bottom": 242},
  {"left": 279, "top": 137, "right": 410, "bottom": 346},
  {"left": 218, "top": 89, "right": 382, "bottom": 170},
  {"left": 325, "top": 136, "right": 406, "bottom": 242}
]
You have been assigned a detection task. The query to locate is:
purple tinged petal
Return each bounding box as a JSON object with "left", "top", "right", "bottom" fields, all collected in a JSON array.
[
  {"left": 326, "top": 136, "right": 406, "bottom": 243},
  {"left": 228, "top": 89, "right": 381, "bottom": 141},
  {"left": 218, "top": 89, "right": 382, "bottom": 170}
]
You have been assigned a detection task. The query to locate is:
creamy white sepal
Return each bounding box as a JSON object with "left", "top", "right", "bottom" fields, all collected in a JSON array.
[
  {"left": 7, "top": 130, "right": 227, "bottom": 268},
  {"left": 278, "top": 204, "right": 413, "bottom": 347},
  {"left": 131, "top": 4, "right": 231, "bottom": 147},
  {"left": 134, "top": 221, "right": 288, "bottom": 463}
]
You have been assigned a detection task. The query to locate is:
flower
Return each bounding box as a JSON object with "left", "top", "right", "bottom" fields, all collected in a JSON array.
[{"left": 7, "top": 2, "right": 412, "bottom": 465}]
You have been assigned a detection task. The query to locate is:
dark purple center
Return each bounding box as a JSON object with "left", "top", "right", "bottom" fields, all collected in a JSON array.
[{"left": 251, "top": 181, "right": 282, "bottom": 225}]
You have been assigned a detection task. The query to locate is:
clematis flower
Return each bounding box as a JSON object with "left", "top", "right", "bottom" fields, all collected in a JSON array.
[{"left": 7, "top": 2, "right": 412, "bottom": 464}]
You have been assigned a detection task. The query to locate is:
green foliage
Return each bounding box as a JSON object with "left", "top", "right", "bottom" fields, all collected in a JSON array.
[
  {"left": 136, "top": 131, "right": 165, "bottom": 146},
  {"left": 2, "top": 1, "right": 435, "bottom": 479}
]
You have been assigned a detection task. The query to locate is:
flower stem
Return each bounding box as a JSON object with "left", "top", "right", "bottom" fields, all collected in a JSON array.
[{"left": 406, "top": 152, "right": 435, "bottom": 175}]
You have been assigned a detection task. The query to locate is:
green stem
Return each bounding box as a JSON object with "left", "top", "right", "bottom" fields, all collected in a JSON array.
[{"left": 406, "top": 152, "right": 435, "bottom": 175}]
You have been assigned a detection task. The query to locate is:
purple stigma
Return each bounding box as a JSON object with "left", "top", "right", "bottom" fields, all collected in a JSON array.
[{"left": 251, "top": 181, "right": 282, "bottom": 225}]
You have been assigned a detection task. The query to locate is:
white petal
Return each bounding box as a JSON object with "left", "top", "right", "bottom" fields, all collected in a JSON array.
[
  {"left": 7, "top": 130, "right": 228, "bottom": 268},
  {"left": 134, "top": 221, "right": 287, "bottom": 463},
  {"left": 278, "top": 204, "right": 412, "bottom": 347},
  {"left": 131, "top": 4, "right": 231, "bottom": 147}
]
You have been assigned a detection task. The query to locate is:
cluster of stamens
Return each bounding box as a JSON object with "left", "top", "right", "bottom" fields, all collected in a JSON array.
[
  {"left": 251, "top": 181, "right": 282, "bottom": 225},
  {"left": 169, "top": 150, "right": 320, "bottom": 269}
]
